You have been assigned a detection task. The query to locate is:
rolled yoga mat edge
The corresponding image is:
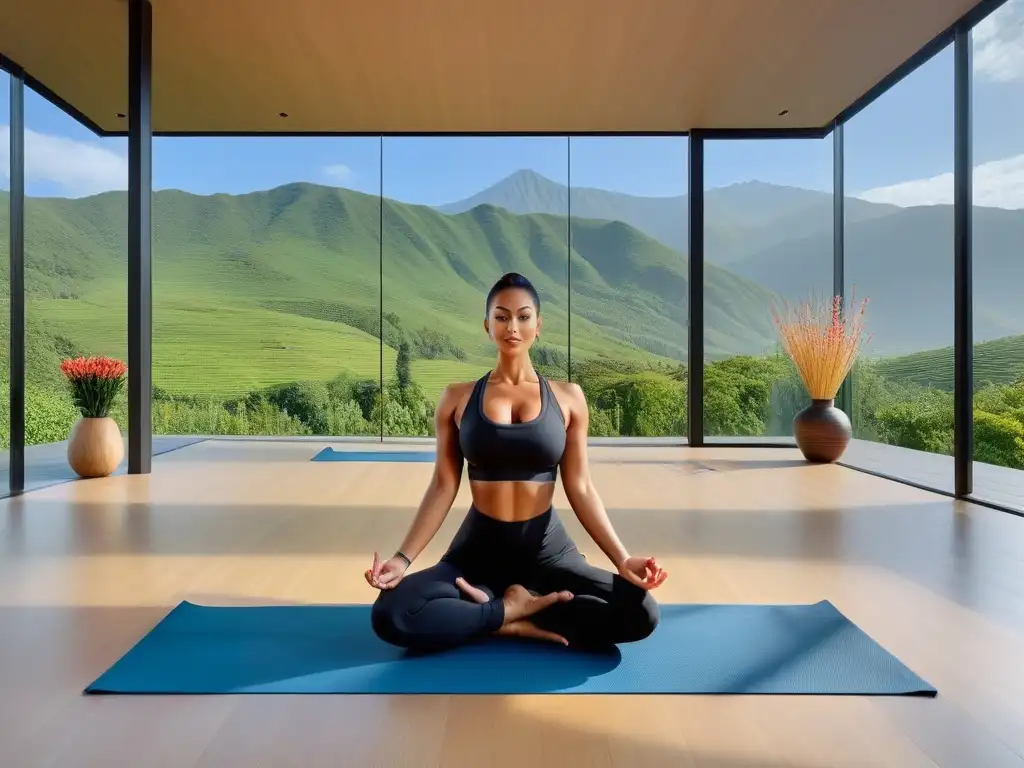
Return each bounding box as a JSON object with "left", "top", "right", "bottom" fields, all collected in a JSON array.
[
  {"left": 311, "top": 447, "right": 436, "bottom": 463},
  {"left": 84, "top": 598, "right": 936, "bottom": 696}
]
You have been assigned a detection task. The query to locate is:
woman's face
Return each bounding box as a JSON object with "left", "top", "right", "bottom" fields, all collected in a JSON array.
[{"left": 485, "top": 287, "right": 541, "bottom": 354}]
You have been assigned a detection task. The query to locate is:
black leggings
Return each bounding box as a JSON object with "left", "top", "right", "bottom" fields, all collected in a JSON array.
[{"left": 371, "top": 505, "right": 660, "bottom": 652}]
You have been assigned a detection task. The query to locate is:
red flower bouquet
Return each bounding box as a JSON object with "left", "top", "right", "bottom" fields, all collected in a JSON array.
[{"left": 60, "top": 356, "right": 128, "bottom": 418}]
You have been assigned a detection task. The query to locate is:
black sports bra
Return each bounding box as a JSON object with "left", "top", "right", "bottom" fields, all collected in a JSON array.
[{"left": 458, "top": 373, "right": 566, "bottom": 482}]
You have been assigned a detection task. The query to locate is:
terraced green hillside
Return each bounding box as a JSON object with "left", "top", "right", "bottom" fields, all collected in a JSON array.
[
  {"left": 874, "top": 334, "right": 1024, "bottom": 391},
  {"left": 0, "top": 185, "right": 782, "bottom": 400}
]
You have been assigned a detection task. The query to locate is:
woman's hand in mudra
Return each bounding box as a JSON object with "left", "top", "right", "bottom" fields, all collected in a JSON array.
[
  {"left": 364, "top": 551, "right": 409, "bottom": 590},
  {"left": 618, "top": 556, "right": 668, "bottom": 590},
  {"left": 456, "top": 578, "right": 574, "bottom": 646}
]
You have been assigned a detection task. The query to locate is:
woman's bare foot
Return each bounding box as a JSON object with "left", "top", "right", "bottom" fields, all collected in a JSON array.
[
  {"left": 455, "top": 578, "right": 573, "bottom": 645},
  {"left": 496, "top": 617, "right": 570, "bottom": 645},
  {"left": 500, "top": 584, "right": 573, "bottom": 623}
]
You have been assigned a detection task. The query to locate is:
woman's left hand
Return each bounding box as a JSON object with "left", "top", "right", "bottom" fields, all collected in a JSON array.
[{"left": 618, "top": 556, "right": 668, "bottom": 590}]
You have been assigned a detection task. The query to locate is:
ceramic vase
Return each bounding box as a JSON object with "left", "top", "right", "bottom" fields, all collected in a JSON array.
[
  {"left": 67, "top": 416, "right": 124, "bottom": 478},
  {"left": 792, "top": 399, "right": 852, "bottom": 463}
]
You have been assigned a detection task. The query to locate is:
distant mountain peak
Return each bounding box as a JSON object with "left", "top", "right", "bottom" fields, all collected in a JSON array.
[
  {"left": 506, "top": 168, "right": 555, "bottom": 182},
  {"left": 439, "top": 168, "right": 563, "bottom": 206}
]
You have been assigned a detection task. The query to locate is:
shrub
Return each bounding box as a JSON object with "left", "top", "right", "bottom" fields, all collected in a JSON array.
[
  {"left": 593, "top": 372, "right": 685, "bottom": 437},
  {"left": 263, "top": 380, "right": 331, "bottom": 434},
  {"left": 874, "top": 398, "right": 954, "bottom": 454},
  {"left": 973, "top": 409, "right": 1024, "bottom": 468},
  {"left": 25, "top": 387, "right": 80, "bottom": 445}
]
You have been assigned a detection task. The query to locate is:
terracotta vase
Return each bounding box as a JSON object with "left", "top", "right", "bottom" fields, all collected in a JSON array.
[
  {"left": 67, "top": 416, "right": 124, "bottom": 478},
  {"left": 793, "top": 399, "right": 852, "bottom": 463}
]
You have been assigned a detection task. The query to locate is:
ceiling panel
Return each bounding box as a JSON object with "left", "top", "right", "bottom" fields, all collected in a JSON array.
[{"left": 0, "top": 0, "right": 986, "bottom": 135}]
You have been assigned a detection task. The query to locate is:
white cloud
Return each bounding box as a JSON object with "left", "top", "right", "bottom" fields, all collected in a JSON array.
[
  {"left": 856, "top": 3, "right": 1024, "bottom": 211},
  {"left": 974, "top": 0, "right": 1024, "bottom": 83},
  {"left": 323, "top": 163, "right": 354, "bottom": 185},
  {"left": 0, "top": 125, "right": 127, "bottom": 197},
  {"left": 857, "top": 153, "right": 1024, "bottom": 209}
]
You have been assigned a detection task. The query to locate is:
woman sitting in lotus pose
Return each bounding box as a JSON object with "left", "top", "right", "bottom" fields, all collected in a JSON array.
[{"left": 366, "top": 272, "right": 667, "bottom": 651}]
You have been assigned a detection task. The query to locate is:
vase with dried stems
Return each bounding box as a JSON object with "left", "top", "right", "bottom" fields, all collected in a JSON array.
[
  {"left": 61, "top": 356, "right": 128, "bottom": 478},
  {"left": 771, "top": 293, "right": 870, "bottom": 463}
]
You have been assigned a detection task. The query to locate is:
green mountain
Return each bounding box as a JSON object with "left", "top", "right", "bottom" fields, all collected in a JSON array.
[
  {"left": 438, "top": 169, "right": 689, "bottom": 259},
  {"left": 728, "top": 204, "right": 1024, "bottom": 355},
  {"left": 437, "top": 170, "right": 900, "bottom": 263},
  {"left": 0, "top": 184, "right": 781, "bottom": 401},
  {"left": 439, "top": 170, "right": 1024, "bottom": 357}
]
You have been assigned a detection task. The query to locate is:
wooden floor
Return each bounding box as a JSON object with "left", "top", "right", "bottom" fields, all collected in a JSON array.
[
  {"left": 2, "top": 440, "right": 1024, "bottom": 767},
  {"left": 0, "top": 435, "right": 206, "bottom": 496}
]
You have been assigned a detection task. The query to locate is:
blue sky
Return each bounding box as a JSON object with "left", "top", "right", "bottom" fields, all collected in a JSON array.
[{"left": 3, "top": 0, "right": 1024, "bottom": 208}]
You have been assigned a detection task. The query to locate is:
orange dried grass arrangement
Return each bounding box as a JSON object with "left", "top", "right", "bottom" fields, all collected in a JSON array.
[{"left": 770, "top": 291, "right": 871, "bottom": 401}]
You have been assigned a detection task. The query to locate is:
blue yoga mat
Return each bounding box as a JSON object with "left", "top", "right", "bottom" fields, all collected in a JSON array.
[
  {"left": 312, "top": 448, "right": 435, "bottom": 463},
  {"left": 84, "top": 600, "right": 935, "bottom": 696}
]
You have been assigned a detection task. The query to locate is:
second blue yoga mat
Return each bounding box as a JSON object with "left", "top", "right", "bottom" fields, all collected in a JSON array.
[
  {"left": 85, "top": 600, "right": 935, "bottom": 696},
  {"left": 312, "top": 448, "right": 435, "bottom": 463}
]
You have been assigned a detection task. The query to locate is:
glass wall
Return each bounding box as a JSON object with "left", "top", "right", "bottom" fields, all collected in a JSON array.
[
  {"left": 4, "top": 3, "right": 1022, "bottom": 508},
  {"left": 568, "top": 137, "right": 688, "bottom": 439},
  {"left": 145, "top": 136, "right": 697, "bottom": 442},
  {"left": 703, "top": 138, "right": 833, "bottom": 440},
  {"left": 22, "top": 85, "right": 128, "bottom": 481},
  {"left": 843, "top": 44, "right": 956, "bottom": 491},
  {"left": 151, "top": 137, "right": 382, "bottom": 439},
  {"left": 971, "top": 0, "right": 1024, "bottom": 510},
  {"left": 380, "top": 137, "right": 569, "bottom": 438},
  {"left": 142, "top": 136, "right": 695, "bottom": 442}
]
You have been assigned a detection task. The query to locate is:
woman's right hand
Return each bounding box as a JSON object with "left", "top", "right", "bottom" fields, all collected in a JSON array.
[
  {"left": 364, "top": 551, "right": 409, "bottom": 590},
  {"left": 617, "top": 555, "right": 668, "bottom": 590}
]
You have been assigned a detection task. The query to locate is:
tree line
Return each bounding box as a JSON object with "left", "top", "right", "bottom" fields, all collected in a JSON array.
[{"left": 2, "top": 344, "right": 1022, "bottom": 471}]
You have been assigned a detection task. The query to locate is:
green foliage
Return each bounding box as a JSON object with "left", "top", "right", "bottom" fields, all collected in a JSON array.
[
  {"left": 530, "top": 343, "right": 569, "bottom": 376},
  {"left": 25, "top": 387, "right": 82, "bottom": 446},
  {"left": 7, "top": 341, "right": 1024, "bottom": 474},
  {"left": 262, "top": 380, "right": 332, "bottom": 434},
  {"left": 156, "top": 395, "right": 314, "bottom": 437},
  {"left": 974, "top": 377, "right": 1024, "bottom": 416},
  {"left": 703, "top": 357, "right": 774, "bottom": 436},
  {"left": 973, "top": 409, "right": 1024, "bottom": 468},
  {"left": 586, "top": 403, "right": 618, "bottom": 437},
  {"left": 396, "top": 341, "right": 413, "bottom": 391},
  {"left": 849, "top": 360, "right": 905, "bottom": 441},
  {"left": 410, "top": 328, "right": 466, "bottom": 361},
  {"left": 374, "top": 380, "right": 434, "bottom": 437},
  {"left": 698, "top": 355, "right": 812, "bottom": 438},
  {"left": 328, "top": 399, "right": 376, "bottom": 436},
  {"left": 324, "top": 374, "right": 380, "bottom": 422},
  {"left": 874, "top": 396, "right": 954, "bottom": 455},
  {"left": 591, "top": 371, "right": 685, "bottom": 437},
  {"left": 65, "top": 377, "right": 116, "bottom": 418}
]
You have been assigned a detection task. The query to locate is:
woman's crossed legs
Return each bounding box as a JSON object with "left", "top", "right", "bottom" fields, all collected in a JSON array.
[{"left": 371, "top": 549, "right": 659, "bottom": 653}]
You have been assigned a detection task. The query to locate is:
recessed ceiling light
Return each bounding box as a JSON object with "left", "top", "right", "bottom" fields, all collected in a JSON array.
[
  {"left": 778, "top": 109, "right": 789, "bottom": 116},
  {"left": 279, "top": 112, "right": 289, "bottom": 118}
]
